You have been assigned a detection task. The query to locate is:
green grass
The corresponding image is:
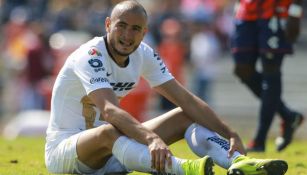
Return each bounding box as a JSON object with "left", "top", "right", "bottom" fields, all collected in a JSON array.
[{"left": 0, "top": 137, "right": 306, "bottom": 175}]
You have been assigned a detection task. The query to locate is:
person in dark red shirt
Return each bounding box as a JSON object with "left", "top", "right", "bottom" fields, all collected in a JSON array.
[{"left": 231, "top": 0, "right": 304, "bottom": 152}]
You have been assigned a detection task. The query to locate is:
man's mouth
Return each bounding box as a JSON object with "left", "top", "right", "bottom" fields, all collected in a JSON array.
[{"left": 119, "top": 39, "right": 133, "bottom": 47}]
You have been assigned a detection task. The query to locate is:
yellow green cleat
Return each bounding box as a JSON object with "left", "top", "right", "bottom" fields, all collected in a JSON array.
[
  {"left": 181, "top": 156, "right": 214, "bottom": 175},
  {"left": 227, "top": 156, "right": 288, "bottom": 175}
]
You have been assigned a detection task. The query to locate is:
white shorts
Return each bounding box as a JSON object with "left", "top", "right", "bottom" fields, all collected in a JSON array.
[{"left": 45, "top": 132, "right": 129, "bottom": 175}]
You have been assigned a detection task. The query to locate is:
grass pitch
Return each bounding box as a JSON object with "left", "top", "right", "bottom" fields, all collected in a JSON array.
[{"left": 0, "top": 137, "right": 306, "bottom": 175}]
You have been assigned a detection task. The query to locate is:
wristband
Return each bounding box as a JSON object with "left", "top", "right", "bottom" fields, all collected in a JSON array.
[{"left": 288, "top": 4, "right": 303, "bottom": 18}]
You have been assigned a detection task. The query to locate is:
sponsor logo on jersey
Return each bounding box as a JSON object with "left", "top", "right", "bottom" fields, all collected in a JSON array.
[
  {"left": 90, "top": 77, "right": 109, "bottom": 84},
  {"left": 88, "top": 59, "right": 103, "bottom": 68},
  {"left": 110, "top": 82, "right": 135, "bottom": 91},
  {"left": 88, "top": 59, "right": 105, "bottom": 72},
  {"left": 106, "top": 72, "right": 112, "bottom": 77},
  {"left": 207, "top": 136, "right": 230, "bottom": 151},
  {"left": 88, "top": 47, "right": 102, "bottom": 56}
]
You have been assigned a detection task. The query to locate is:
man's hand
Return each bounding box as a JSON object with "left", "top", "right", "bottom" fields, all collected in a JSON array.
[
  {"left": 285, "top": 2, "right": 303, "bottom": 43},
  {"left": 148, "top": 137, "right": 173, "bottom": 173},
  {"left": 285, "top": 16, "right": 301, "bottom": 43},
  {"left": 228, "top": 132, "right": 246, "bottom": 158}
]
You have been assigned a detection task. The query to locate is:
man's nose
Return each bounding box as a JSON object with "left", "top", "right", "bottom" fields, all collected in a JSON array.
[{"left": 123, "top": 28, "right": 135, "bottom": 39}]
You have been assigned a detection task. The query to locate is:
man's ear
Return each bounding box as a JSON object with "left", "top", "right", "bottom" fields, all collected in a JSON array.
[
  {"left": 143, "top": 27, "right": 148, "bottom": 37},
  {"left": 105, "top": 17, "right": 111, "bottom": 33}
]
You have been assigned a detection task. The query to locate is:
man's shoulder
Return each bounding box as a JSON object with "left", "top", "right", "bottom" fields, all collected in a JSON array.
[
  {"left": 134, "top": 41, "right": 156, "bottom": 58},
  {"left": 71, "top": 37, "right": 107, "bottom": 60},
  {"left": 138, "top": 41, "right": 153, "bottom": 52},
  {"left": 80, "top": 37, "right": 105, "bottom": 54}
]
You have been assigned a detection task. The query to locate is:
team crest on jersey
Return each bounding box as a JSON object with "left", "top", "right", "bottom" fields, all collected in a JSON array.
[
  {"left": 88, "top": 59, "right": 105, "bottom": 72},
  {"left": 88, "top": 47, "right": 102, "bottom": 57}
]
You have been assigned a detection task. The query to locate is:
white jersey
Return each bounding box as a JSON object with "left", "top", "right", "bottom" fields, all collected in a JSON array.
[{"left": 46, "top": 36, "right": 173, "bottom": 146}]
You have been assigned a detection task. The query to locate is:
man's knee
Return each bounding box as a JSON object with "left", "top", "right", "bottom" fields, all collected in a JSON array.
[
  {"left": 76, "top": 125, "right": 121, "bottom": 169},
  {"left": 95, "top": 124, "right": 122, "bottom": 149}
]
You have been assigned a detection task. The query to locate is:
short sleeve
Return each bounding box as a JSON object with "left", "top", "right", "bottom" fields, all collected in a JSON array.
[
  {"left": 73, "top": 47, "right": 112, "bottom": 94},
  {"left": 141, "top": 44, "right": 174, "bottom": 87}
]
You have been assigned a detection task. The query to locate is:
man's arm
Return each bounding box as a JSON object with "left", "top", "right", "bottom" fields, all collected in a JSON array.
[
  {"left": 285, "top": 0, "right": 303, "bottom": 43},
  {"left": 88, "top": 88, "right": 158, "bottom": 144},
  {"left": 154, "top": 79, "right": 246, "bottom": 155},
  {"left": 88, "top": 88, "right": 172, "bottom": 171}
]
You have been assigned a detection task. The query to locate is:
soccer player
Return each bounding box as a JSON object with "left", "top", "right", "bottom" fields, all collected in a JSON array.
[
  {"left": 231, "top": 0, "right": 304, "bottom": 152},
  {"left": 45, "top": 1, "right": 288, "bottom": 174}
]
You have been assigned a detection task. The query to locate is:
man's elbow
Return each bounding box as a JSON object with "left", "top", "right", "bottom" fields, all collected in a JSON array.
[{"left": 101, "top": 106, "right": 126, "bottom": 124}]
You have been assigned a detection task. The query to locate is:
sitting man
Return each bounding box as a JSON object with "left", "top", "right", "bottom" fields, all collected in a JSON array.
[{"left": 45, "top": 1, "right": 288, "bottom": 174}]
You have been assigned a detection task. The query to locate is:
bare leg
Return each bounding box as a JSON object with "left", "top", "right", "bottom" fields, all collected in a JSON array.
[
  {"left": 142, "top": 107, "right": 193, "bottom": 145},
  {"left": 77, "top": 124, "right": 121, "bottom": 169},
  {"left": 76, "top": 107, "right": 193, "bottom": 170}
]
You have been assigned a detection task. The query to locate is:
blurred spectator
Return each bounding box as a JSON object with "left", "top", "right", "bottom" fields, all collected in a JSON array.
[
  {"left": 21, "top": 22, "right": 54, "bottom": 110},
  {"left": 180, "top": 0, "right": 236, "bottom": 53},
  {"left": 189, "top": 17, "right": 221, "bottom": 105},
  {"left": 0, "top": 0, "right": 27, "bottom": 24},
  {"left": 0, "top": 7, "right": 53, "bottom": 113},
  {"left": 157, "top": 18, "right": 187, "bottom": 110},
  {"left": 0, "top": 0, "right": 48, "bottom": 24},
  {"left": 148, "top": 0, "right": 182, "bottom": 45},
  {"left": 180, "top": 0, "right": 216, "bottom": 19}
]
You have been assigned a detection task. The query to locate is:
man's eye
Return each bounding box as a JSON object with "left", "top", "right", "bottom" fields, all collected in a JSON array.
[
  {"left": 117, "top": 24, "right": 126, "bottom": 28},
  {"left": 133, "top": 27, "right": 141, "bottom": 32}
]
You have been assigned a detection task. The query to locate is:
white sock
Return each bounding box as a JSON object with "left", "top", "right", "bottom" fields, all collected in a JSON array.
[
  {"left": 184, "top": 123, "right": 241, "bottom": 169},
  {"left": 112, "top": 136, "right": 185, "bottom": 174}
]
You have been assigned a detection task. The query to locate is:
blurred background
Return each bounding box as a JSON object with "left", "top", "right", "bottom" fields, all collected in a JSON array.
[{"left": 0, "top": 0, "right": 306, "bottom": 141}]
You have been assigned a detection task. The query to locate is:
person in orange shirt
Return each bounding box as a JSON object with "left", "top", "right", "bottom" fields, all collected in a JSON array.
[{"left": 157, "top": 18, "right": 187, "bottom": 110}]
